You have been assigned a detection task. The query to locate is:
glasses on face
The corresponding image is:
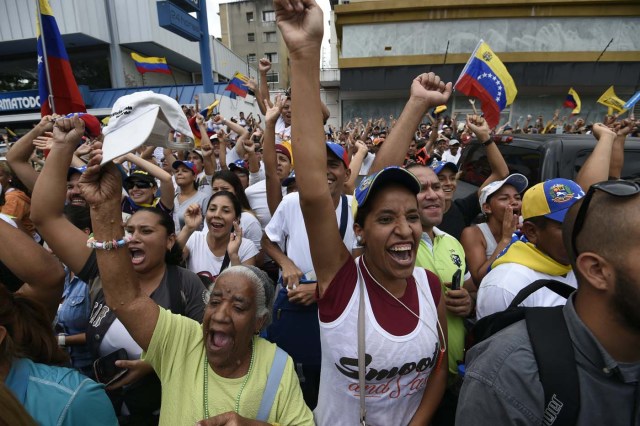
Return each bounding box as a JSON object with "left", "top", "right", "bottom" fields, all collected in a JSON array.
[
  {"left": 125, "top": 180, "right": 154, "bottom": 191},
  {"left": 571, "top": 180, "right": 640, "bottom": 256}
]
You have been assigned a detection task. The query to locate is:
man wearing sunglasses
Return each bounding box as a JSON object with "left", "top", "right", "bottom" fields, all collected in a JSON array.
[{"left": 457, "top": 179, "right": 640, "bottom": 425}]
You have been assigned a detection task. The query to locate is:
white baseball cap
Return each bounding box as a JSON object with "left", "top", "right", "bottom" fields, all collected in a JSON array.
[
  {"left": 479, "top": 173, "right": 529, "bottom": 210},
  {"left": 101, "top": 91, "right": 194, "bottom": 164}
]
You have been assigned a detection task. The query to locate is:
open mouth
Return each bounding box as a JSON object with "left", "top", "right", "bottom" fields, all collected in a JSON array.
[
  {"left": 207, "top": 330, "right": 233, "bottom": 352},
  {"left": 70, "top": 196, "right": 86, "bottom": 207},
  {"left": 388, "top": 243, "right": 414, "bottom": 265},
  {"left": 129, "top": 248, "right": 146, "bottom": 266}
]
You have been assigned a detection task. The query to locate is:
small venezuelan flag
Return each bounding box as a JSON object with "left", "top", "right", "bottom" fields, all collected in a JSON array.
[
  {"left": 563, "top": 88, "right": 581, "bottom": 115},
  {"left": 131, "top": 52, "right": 171, "bottom": 75},
  {"left": 454, "top": 40, "right": 517, "bottom": 128},
  {"left": 225, "top": 72, "right": 250, "bottom": 98}
]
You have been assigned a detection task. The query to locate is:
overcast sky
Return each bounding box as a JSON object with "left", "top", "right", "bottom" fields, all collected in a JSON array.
[{"left": 206, "top": 0, "right": 333, "bottom": 65}]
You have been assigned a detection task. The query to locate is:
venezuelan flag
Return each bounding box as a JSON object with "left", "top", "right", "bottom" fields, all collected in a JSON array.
[
  {"left": 36, "top": 0, "right": 86, "bottom": 116},
  {"left": 225, "top": 72, "right": 250, "bottom": 98},
  {"left": 131, "top": 52, "right": 172, "bottom": 75},
  {"left": 454, "top": 40, "right": 517, "bottom": 128},
  {"left": 563, "top": 88, "right": 581, "bottom": 115}
]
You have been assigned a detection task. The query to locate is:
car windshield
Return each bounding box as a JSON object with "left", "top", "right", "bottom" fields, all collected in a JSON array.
[{"left": 458, "top": 144, "right": 543, "bottom": 188}]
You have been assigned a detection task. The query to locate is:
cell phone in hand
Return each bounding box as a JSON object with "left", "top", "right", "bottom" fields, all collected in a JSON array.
[
  {"left": 93, "top": 348, "right": 129, "bottom": 386},
  {"left": 451, "top": 269, "right": 462, "bottom": 291}
]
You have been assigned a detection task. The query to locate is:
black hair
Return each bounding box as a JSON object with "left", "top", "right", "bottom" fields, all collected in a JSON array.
[
  {"left": 63, "top": 205, "right": 92, "bottom": 233},
  {"left": 131, "top": 208, "right": 183, "bottom": 266},
  {"left": 207, "top": 191, "right": 242, "bottom": 220},
  {"left": 523, "top": 215, "right": 551, "bottom": 230},
  {"left": 211, "top": 171, "right": 252, "bottom": 212}
]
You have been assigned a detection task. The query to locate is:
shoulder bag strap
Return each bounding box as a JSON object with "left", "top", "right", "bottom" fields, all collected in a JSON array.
[
  {"left": 357, "top": 260, "right": 367, "bottom": 425},
  {"left": 526, "top": 307, "right": 580, "bottom": 426},
  {"left": 339, "top": 194, "right": 348, "bottom": 240},
  {"left": 219, "top": 251, "right": 231, "bottom": 274},
  {"left": 509, "top": 279, "right": 576, "bottom": 308},
  {"left": 256, "top": 346, "right": 289, "bottom": 421}
]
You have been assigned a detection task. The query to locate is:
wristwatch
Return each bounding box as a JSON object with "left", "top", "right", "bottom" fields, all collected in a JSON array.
[
  {"left": 57, "top": 334, "right": 66, "bottom": 347},
  {"left": 482, "top": 138, "right": 494, "bottom": 146}
]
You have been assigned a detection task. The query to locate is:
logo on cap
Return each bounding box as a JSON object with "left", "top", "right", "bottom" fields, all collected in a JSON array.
[
  {"left": 548, "top": 184, "right": 575, "bottom": 203},
  {"left": 359, "top": 176, "right": 373, "bottom": 192}
]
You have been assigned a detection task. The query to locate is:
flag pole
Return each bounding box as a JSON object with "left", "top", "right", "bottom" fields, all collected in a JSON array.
[
  {"left": 169, "top": 69, "right": 179, "bottom": 103},
  {"left": 36, "top": 0, "right": 56, "bottom": 114}
]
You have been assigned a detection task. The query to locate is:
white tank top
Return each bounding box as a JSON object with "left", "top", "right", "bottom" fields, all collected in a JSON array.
[
  {"left": 314, "top": 259, "right": 441, "bottom": 426},
  {"left": 477, "top": 222, "right": 498, "bottom": 259}
]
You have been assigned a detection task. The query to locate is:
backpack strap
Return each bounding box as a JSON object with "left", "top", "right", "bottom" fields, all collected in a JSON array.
[
  {"left": 509, "top": 279, "right": 576, "bottom": 308},
  {"left": 526, "top": 307, "right": 580, "bottom": 426},
  {"left": 167, "top": 265, "right": 186, "bottom": 317},
  {"left": 256, "top": 347, "right": 288, "bottom": 421},
  {"left": 339, "top": 194, "right": 348, "bottom": 240}
]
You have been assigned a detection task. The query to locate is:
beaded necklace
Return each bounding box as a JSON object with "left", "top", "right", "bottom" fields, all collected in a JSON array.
[{"left": 203, "top": 336, "right": 256, "bottom": 419}]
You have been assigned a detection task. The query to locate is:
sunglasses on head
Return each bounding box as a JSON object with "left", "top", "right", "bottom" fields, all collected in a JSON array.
[
  {"left": 125, "top": 180, "right": 154, "bottom": 191},
  {"left": 571, "top": 180, "right": 640, "bottom": 256}
]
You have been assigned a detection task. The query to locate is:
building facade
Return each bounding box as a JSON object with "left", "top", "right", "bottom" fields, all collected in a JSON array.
[
  {"left": 219, "top": 0, "right": 290, "bottom": 90},
  {"left": 332, "top": 0, "right": 640, "bottom": 125}
]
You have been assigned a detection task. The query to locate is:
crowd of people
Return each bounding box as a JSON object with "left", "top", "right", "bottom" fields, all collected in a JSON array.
[{"left": 1, "top": 0, "right": 639, "bottom": 425}]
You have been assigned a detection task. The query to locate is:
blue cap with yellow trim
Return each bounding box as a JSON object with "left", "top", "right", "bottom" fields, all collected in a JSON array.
[{"left": 522, "top": 178, "right": 584, "bottom": 223}]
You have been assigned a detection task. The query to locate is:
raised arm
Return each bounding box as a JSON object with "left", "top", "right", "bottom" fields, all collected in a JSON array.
[
  {"left": 2, "top": 219, "right": 65, "bottom": 321},
  {"left": 30, "top": 118, "right": 93, "bottom": 274},
  {"left": 609, "top": 118, "right": 634, "bottom": 179},
  {"left": 6, "top": 116, "right": 56, "bottom": 191},
  {"left": 370, "top": 73, "right": 452, "bottom": 174},
  {"left": 79, "top": 140, "right": 158, "bottom": 351},
  {"left": 575, "top": 123, "right": 616, "bottom": 190},
  {"left": 257, "top": 58, "right": 272, "bottom": 115},
  {"left": 466, "top": 115, "right": 510, "bottom": 192},
  {"left": 276, "top": 0, "right": 348, "bottom": 295},
  {"left": 121, "top": 152, "right": 175, "bottom": 210},
  {"left": 344, "top": 140, "right": 368, "bottom": 194},
  {"left": 264, "top": 95, "right": 285, "bottom": 214}
]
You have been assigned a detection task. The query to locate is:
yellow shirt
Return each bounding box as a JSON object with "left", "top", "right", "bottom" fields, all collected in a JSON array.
[
  {"left": 416, "top": 229, "right": 467, "bottom": 377},
  {"left": 142, "top": 308, "right": 314, "bottom": 425}
]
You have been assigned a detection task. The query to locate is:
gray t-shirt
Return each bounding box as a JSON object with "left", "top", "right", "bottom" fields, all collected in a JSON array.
[
  {"left": 457, "top": 296, "right": 640, "bottom": 425},
  {"left": 173, "top": 190, "right": 212, "bottom": 233}
]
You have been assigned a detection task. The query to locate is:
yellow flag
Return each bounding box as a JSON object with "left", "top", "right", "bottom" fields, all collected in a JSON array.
[{"left": 597, "top": 86, "right": 627, "bottom": 113}]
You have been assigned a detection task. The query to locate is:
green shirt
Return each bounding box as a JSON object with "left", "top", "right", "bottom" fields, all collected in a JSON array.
[
  {"left": 416, "top": 227, "right": 467, "bottom": 376},
  {"left": 143, "top": 308, "right": 314, "bottom": 425}
]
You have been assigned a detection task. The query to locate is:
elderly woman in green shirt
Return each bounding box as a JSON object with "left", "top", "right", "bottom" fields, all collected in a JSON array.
[{"left": 52, "top": 115, "right": 312, "bottom": 426}]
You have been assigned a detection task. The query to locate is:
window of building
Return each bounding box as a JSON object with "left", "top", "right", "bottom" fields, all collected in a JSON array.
[
  {"left": 246, "top": 12, "right": 254, "bottom": 22},
  {"left": 263, "top": 31, "right": 277, "bottom": 43},
  {"left": 262, "top": 10, "right": 275, "bottom": 22},
  {"left": 247, "top": 33, "right": 255, "bottom": 42},
  {"left": 266, "top": 52, "right": 279, "bottom": 63},
  {"left": 266, "top": 72, "right": 279, "bottom": 84},
  {"left": 247, "top": 54, "right": 256, "bottom": 64}
]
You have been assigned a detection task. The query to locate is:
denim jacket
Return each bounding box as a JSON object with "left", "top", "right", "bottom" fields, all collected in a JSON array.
[{"left": 56, "top": 270, "right": 93, "bottom": 370}]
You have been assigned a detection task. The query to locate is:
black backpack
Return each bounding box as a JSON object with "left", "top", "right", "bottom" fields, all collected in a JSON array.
[{"left": 466, "top": 279, "right": 580, "bottom": 426}]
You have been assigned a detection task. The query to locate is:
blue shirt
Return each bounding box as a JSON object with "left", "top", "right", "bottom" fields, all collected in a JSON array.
[
  {"left": 5, "top": 358, "right": 117, "bottom": 425},
  {"left": 56, "top": 270, "right": 93, "bottom": 369}
]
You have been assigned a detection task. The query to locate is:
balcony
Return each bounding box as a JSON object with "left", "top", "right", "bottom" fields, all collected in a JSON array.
[{"left": 320, "top": 68, "right": 340, "bottom": 87}]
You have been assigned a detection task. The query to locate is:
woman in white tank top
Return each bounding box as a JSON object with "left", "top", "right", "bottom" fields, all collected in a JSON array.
[
  {"left": 460, "top": 174, "right": 528, "bottom": 284},
  {"left": 285, "top": 15, "right": 451, "bottom": 422}
]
